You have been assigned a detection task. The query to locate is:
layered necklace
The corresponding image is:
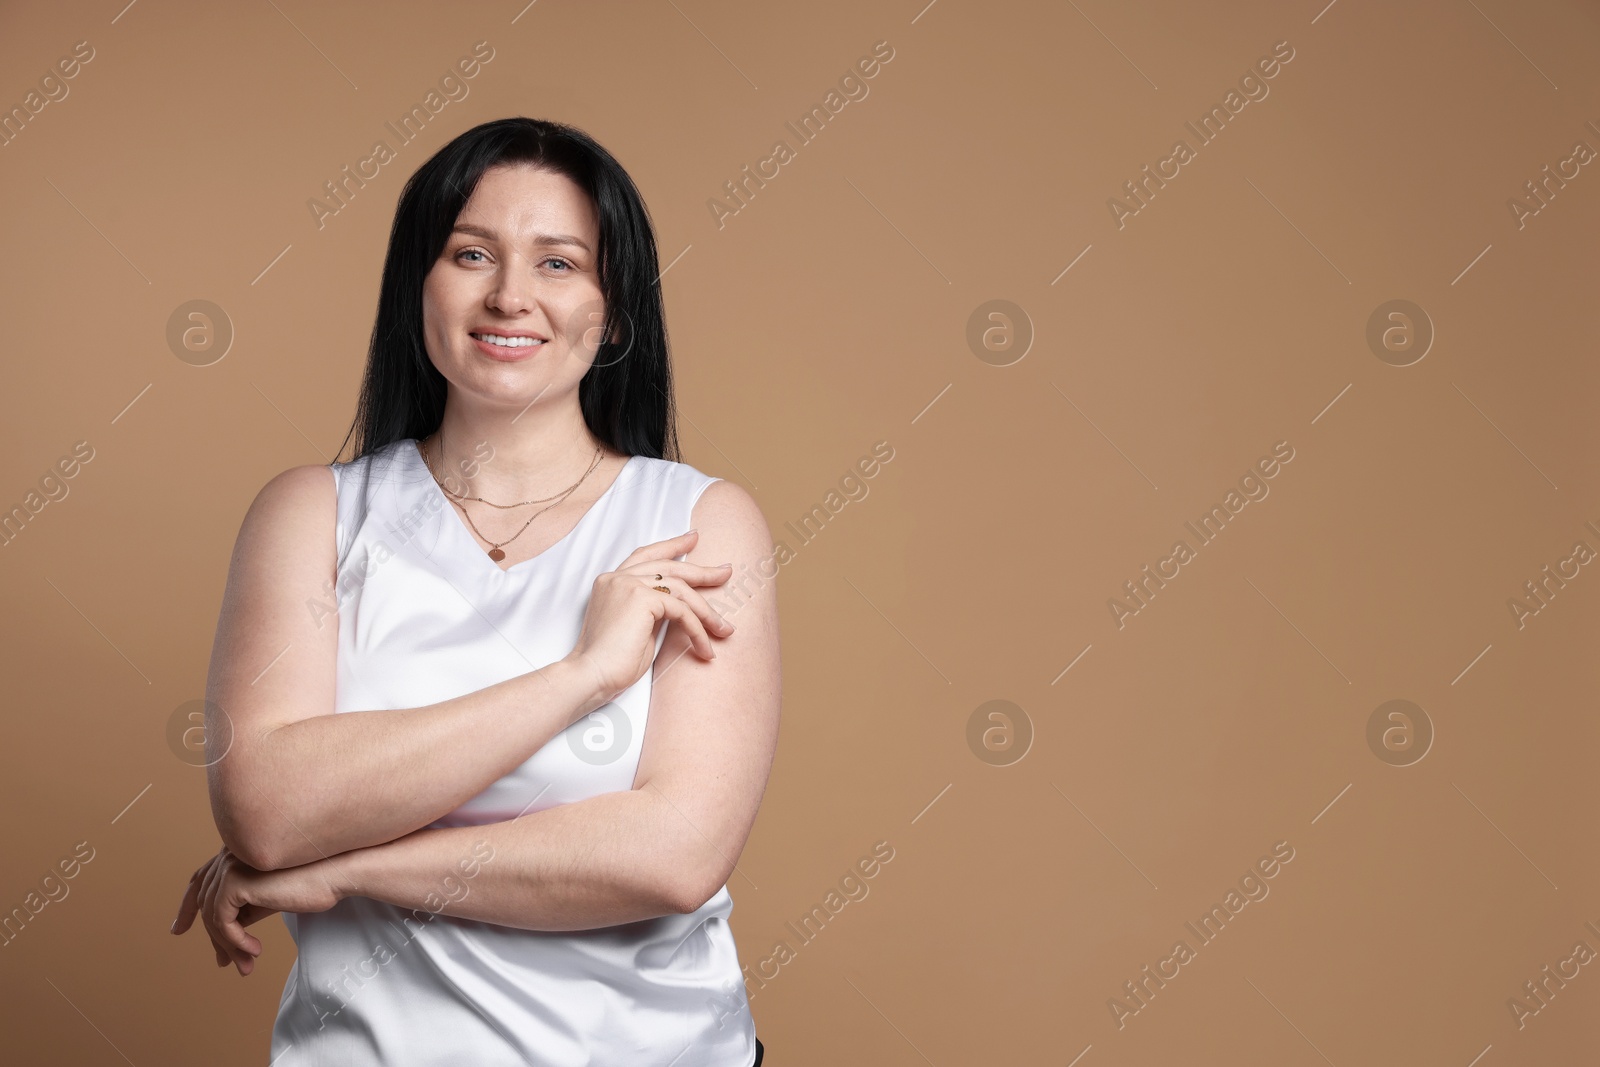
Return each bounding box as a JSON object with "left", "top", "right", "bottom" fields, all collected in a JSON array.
[{"left": 418, "top": 434, "right": 604, "bottom": 562}]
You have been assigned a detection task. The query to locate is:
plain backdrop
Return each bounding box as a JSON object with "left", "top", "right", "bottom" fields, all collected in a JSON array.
[{"left": 1, "top": 0, "right": 1597, "bottom": 1062}]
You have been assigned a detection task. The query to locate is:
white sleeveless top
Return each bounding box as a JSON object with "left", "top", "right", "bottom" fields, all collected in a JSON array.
[{"left": 268, "top": 437, "right": 757, "bottom": 1066}]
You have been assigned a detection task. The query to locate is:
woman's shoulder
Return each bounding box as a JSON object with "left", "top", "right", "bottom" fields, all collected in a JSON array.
[
  {"left": 330, "top": 438, "right": 413, "bottom": 480},
  {"left": 627, "top": 453, "right": 735, "bottom": 508},
  {"left": 628, "top": 452, "right": 715, "bottom": 484},
  {"left": 628, "top": 456, "right": 765, "bottom": 537},
  {"left": 619, "top": 454, "right": 746, "bottom": 520},
  {"left": 229, "top": 463, "right": 339, "bottom": 572},
  {"left": 251, "top": 463, "right": 336, "bottom": 514}
]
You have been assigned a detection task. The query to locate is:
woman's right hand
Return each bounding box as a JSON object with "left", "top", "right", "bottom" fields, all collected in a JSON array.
[{"left": 564, "top": 530, "right": 736, "bottom": 709}]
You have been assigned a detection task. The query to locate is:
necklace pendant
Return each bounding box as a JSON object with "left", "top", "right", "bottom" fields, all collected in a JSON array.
[{"left": 487, "top": 547, "right": 506, "bottom": 562}]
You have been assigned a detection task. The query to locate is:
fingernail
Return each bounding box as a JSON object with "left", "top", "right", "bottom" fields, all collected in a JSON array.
[
  {"left": 718, "top": 562, "right": 733, "bottom": 569},
  {"left": 686, "top": 528, "right": 698, "bottom": 535},
  {"left": 169, "top": 918, "right": 177, "bottom": 933}
]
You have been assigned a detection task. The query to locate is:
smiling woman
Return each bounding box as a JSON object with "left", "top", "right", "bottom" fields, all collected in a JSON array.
[{"left": 170, "top": 117, "right": 778, "bottom": 1067}]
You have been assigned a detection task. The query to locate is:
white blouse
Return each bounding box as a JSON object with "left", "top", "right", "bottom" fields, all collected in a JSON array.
[{"left": 268, "top": 438, "right": 756, "bottom": 1066}]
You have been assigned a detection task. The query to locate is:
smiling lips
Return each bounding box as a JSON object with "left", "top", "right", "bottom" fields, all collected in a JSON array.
[
  {"left": 470, "top": 331, "right": 547, "bottom": 359},
  {"left": 472, "top": 330, "right": 545, "bottom": 347}
]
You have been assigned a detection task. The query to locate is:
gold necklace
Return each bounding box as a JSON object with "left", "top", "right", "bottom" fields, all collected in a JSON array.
[
  {"left": 419, "top": 436, "right": 604, "bottom": 562},
  {"left": 427, "top": 439, "right": 587, "bottom": 508}
]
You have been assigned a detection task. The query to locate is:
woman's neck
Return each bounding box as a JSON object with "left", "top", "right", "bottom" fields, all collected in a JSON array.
[{"left": 425, "top": 403, "right": 618, "bottom": 501}]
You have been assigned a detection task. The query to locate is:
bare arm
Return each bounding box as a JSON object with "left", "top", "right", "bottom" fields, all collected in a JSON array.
[
  {"left": 328, "top": 793, "right": 690, "bottom": 929},
  {"left": 326, "top": 480, "right": 782, "bottom": 926},
  {"left": 205, "top": 465, "right": 610, "bottom": 871}
]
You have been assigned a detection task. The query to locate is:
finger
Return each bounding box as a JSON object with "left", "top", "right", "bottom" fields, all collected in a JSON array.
[
  {"left": 649, "top": 575, "right": 735, "bottom": 636},
  {"left": 224, "top": 883, "right": 266, "bottom": 956},
  {"left": 215, "top": 914, "right": 257, "bottom": 974},
  {"left": 618, "top": 529, "right": 699, "bottom": 566},
  {"left": 207, "top": 926, "right": 240, "bottom": 968},
  {"left": 235, "top": 948, "right": 258, "bottom": 977},
  {"left": 656, "top": 591, "right": 718, "bottom": 660},
  {"left": 198, "top": 854, "right": 222, "bottom": 922},
  {"left": 198, "top": 861, "right": 256, "bottom": 972},
  {"left": 204, "top": 914, "right": 250, "bottom": 972},
  {"left": 172, "top": 870, "right": 204, "bottom": 934},
  {"left": 213, "top": 932, "right": 233, "bottom": 967},
  {"left": 197, "top": 859, "right": 221, "bottom": 937},
  {"left": 217, "top": 884, "right": 263, "bottom": 957},
  {"left": 198, "top": 875, "right": 223, "bottom": 961},
  {"left": 621, "top": 559, "right": 737, "bottom": 595}
]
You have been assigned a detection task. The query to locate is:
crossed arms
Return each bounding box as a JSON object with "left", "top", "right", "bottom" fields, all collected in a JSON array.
[{"left": 203, "top": 465, "right": 779, "bottom": 930}]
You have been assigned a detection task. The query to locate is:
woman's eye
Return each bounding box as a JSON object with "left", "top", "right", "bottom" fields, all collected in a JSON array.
[{"left": 454, "top": 250, "right": 572, "bottom": 270}]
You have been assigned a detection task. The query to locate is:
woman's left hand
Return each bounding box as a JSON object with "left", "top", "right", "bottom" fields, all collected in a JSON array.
[{"left": 170, "top": 845, "right": 345, "bottom": 976}]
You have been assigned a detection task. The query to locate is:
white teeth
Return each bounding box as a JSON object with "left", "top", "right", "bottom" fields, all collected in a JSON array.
[{"left": 473, "top": 333, "right": 544, "bottom": 348}]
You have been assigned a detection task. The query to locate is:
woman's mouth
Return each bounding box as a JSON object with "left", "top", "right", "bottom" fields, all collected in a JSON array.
[{"left": 470, "top": 331, "right": 547, "bottom": 360}]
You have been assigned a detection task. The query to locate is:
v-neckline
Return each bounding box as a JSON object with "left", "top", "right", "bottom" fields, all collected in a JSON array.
[{"left": 410, "top": 439, "right": 638, "bottom": 576}]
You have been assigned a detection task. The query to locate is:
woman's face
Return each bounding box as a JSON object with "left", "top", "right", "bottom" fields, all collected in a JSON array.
[{"left": 422, "top": 163, "right": 606, "bottom": 414}]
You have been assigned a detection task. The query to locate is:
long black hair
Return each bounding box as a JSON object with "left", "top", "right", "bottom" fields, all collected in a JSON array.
[{"left": 334, "top": 117, "right": 680, "bottom": 464}]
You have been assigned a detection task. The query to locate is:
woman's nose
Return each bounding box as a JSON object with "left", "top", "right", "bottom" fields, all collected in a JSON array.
[{"left": 487, "top": 271, "right": 536, "bottom": 314}]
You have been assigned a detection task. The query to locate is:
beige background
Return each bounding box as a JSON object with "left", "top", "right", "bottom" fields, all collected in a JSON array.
[{"left": 2, "top": 0, "right": 1597, "bottom": 1062}]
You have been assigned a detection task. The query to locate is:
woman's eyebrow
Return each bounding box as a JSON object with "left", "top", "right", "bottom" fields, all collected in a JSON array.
[{"left": 451, "top": 223, "right": 591, "bottom": 253}]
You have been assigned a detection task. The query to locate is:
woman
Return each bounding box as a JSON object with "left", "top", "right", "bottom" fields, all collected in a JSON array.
[{"left": 168, "top": 117, "right": 779, "bottom": 1065}]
